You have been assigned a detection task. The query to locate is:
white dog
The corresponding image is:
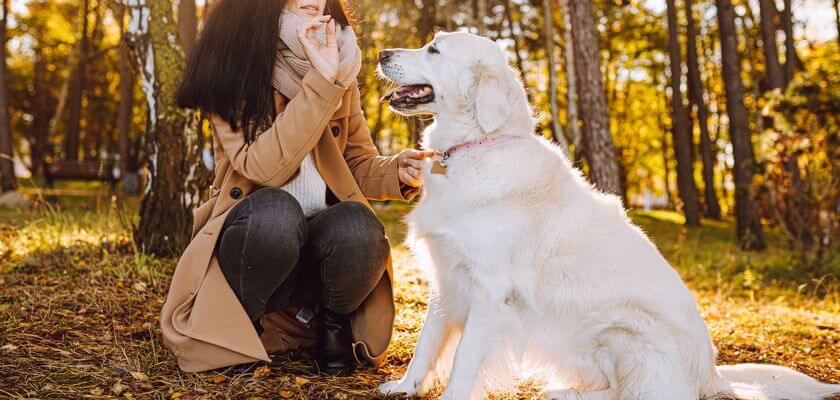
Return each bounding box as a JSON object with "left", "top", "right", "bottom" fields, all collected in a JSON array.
[{"left": 375, "top": 32, "right": 839, "bottom": 400}]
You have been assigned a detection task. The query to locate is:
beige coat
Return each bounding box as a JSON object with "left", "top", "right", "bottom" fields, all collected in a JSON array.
[{"left": 160, "top": 70, "right": 415, "bottom": 372}]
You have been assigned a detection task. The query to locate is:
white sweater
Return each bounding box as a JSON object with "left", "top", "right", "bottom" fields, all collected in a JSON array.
[{"left": 282, "top": 152, "right": 327, "bottom": 216}]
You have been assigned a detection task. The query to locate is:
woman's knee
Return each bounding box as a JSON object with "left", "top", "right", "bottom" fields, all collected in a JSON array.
[
  {"left": 311, "top": 202, "right": 390, "bottom": 313},
  {"left": 219, "top": 188, "right": 308, "bottom": 271},
  {"left": 317, "top": 202, "right": 390, "bottom": 259},
  {"left": 247, "top": 188, "right": 308, "bottom": 245}
]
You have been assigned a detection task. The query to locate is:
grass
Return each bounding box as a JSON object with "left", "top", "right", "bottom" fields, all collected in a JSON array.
[{"left": 0, "top": 190, "right": 838, "bottom": 399}]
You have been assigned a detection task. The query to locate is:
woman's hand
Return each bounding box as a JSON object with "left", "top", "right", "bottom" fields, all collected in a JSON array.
[
  {"left": 397, "top": 149, "right": 436, "bottom": 187},
  {"left": 297, "top": 16, "right": 339, "bottom": 82}
]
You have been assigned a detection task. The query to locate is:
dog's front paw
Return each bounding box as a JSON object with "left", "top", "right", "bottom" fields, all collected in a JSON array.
[{"left": 378, "top": 379, "right": 422, "bottom": 398}]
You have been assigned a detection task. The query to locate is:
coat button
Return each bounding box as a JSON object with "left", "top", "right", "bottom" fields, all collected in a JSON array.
[
  {"left": 229, "top": 187, "right": 243, "bottom": 199},
  {"left": 331, "top": 125, "right": 340, "bottom": 137}
]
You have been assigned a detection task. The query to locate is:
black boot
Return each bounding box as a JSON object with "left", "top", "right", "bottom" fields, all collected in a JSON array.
[{"left": 314, "top": 307, "right": 356, "bottom": 376}]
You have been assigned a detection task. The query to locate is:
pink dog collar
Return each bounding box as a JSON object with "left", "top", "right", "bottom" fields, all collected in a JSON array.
[{"left": 441, "top": 134, "right": 516, "bottom": 159}]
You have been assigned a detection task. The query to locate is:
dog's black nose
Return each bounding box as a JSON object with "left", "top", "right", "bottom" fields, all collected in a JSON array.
[{"left": 379, "top": 49, "right": 395, "bottom": 62}]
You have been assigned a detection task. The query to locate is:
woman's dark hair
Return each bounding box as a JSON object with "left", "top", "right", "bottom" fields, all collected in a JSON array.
[{"left": 176, "top": 0, "right": 352, "bottom": 142}]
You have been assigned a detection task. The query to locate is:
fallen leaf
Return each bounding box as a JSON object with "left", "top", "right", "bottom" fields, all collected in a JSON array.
[
  {"left": 278, "top": 390, "right": 293, "bottom": 398},
  {"left": 252, "top": 365, "right": 271, "bottom": 379},
  {"left": 133, "top": 281, "right": 147, "bottom": 292},
  {"left": 1, "top": 343, "right": 17, "bottom": 351},
  {"left": 294, "top": 376, "right": 309, "bottom": 386},
  {"left": 90, "top": 387, "right": 104, "bottom": 395},
  {"left": 111, "top": 382, "right": 128, "bottom": 395},
  {"left": 209, "top": 374, "right": 228, "bottom": 384},
  {"left": 129, "top": 371, "right": 148, "bottom": 381},
  {"left": 171, "top": 392, "right": 183, "bottom": 399}
]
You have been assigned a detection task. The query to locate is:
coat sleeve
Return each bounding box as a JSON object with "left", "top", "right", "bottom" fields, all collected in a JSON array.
[
  {"left": 212, "top": 70, "right": 346, "bottom": 187},
  {"left": 343, "top": 84, "right": 420, "bottom": 202}
]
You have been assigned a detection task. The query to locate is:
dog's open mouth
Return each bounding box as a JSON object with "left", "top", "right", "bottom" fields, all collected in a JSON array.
[{"left": 381, "top": 84, "right": 435, "bottom": 108}]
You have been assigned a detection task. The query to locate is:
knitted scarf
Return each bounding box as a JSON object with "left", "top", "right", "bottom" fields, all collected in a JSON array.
[{"left": 273, "top": 12, "right": 361, "bottom": 99}]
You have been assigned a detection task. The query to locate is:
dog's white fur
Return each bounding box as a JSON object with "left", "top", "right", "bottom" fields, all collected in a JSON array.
[{"left": 376, "top": 32, "right": 840, "bottom": 400}]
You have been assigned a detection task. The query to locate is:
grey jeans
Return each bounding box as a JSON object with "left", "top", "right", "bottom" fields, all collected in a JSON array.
[{"left": 216, "top": 188, "right": 390, "bottom": 323}]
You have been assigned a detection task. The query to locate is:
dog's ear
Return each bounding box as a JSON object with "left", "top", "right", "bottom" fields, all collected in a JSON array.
[{"left": 473, "top": 63, "right": 513, "bottom": 133}]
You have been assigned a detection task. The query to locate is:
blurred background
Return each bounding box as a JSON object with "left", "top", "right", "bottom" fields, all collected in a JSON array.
[{"left": 0, "top": 0, "right": 837, "bottom": 260}]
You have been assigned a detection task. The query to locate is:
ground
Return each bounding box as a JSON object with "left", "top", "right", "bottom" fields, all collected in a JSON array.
[{"left": 1, "top": 187, "right": 838, "bottom": 399}]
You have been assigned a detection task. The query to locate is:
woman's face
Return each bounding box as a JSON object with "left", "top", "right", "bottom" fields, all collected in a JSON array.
[{"left": 284, "top": 0, "right": 327, "bottom": 20}]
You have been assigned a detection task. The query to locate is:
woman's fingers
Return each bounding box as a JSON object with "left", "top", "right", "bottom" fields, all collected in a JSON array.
[
  {"left": 326, "top": 19, "right": 337, "bottom": 49},
  {"left": 400, "top": 167, "right": 423, "bottom": 187},
  {"left": 408, "top": 166, "right": 422, "bottom": 179},
  {"left": 404, "top": 149, "right": 437, "bottom": 160},
  {"left": 297, "top": 20, "right": 324, "bottom": 40},
  {"left": 296, "top": 17, "right": 331, "bottom": 45},
  {"left": 404, "top": 158, "right": 424, "bottom": 170}
]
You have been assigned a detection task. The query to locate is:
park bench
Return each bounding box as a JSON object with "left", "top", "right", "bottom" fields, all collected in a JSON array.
[{"left": 44, "top": 160, "right": 117, "bottom": 189}]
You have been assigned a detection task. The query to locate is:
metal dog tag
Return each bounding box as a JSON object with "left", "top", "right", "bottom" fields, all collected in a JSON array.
[{"left": 431, "top": 160, "right": 448, "bottom": 175}]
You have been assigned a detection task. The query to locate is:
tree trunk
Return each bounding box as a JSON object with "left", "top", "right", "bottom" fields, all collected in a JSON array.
[
  {"left": 177, "top": 0, "right": 197, "bottom": 58},
  {"left": 417, "top": 0, "right": 437, "bottom": 43},
  {"left": 31, "top": 45, "right": 50, "bottom": 178},
  {"left": 128, "top": 0, "right": 203, "bottom": 256},
  {"left": 503, "top": 0, "right": 526, "bottom": 81},
  {"left": 658, "top": 97, "right": 674, "bottom": 209},
  {"left": 65, "top": 0, "right": 91, "bottom": 161},
  {"left": 835, "top": 0, "right": 840, "bottom": 47},
  {"left": 781, "top": 0, "right": 802, "bottom": 85},
  {"left": 685, "top": 0, "right": 721, "bottom": 219},
  {"left": 559, "top": 0, "right": 581, "bottom": 159},
  {"left": 475, "top": 0, "right": 487, "bottom": 35},
  {"left": 666, "top": 0, "right": 701, "bottom": 226},
  {"left": 543, "top": 0, "right": 570, "bottom": 155},
  {"left": 758, "top": 0, "right": 784, "bottom": 91},
  {"left": 117, "top": 6, "right": 138, "bottom": 194},
  {"left": 570, "top": 0, "right": 621, "bottom": 194},
  {"left": 0, "top": 0, "right": 14, "bottom": 192},
  {"left": 82, "top": 6, "right": 103, "bottom": 161},
  {"left": 716, "top": 0, "right": 766, "bottom": 249}
]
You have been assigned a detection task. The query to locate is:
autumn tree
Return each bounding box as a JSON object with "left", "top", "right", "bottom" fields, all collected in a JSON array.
[
  {"left": 559, "top": 0, "right": 581, "bottom": 159},
  {"left": 781, "top": 0, "right": 802, "bottom": 85},
  {"left": 665, "top": 0, "right": 701, "bottom": 226},
  {"left": 685, "top": 0, "right": 721, "bottom": 219},
  {"left": 127, "top": 0, "right": 203, "bottom": 256},
  {"left": 716, "top": 0, "right": 765, "bottom": 249},
  {"left": 116, "top": 5, "right": 138, "bottom": 193},
  {"left": 177, "top": 0, "right": 197, "bottom": 57},
  {"left": 0, "top": 0, "right": 14, "bottom": 192},
  {"left": 570, "top": 0, "right": 621, "bottom": 194},
  {"left": 543, "top": 0, "right": 570, "bottom": 154},
  {"left": 64, "top": 0, "right": 92, "bottom": 161},
  {"left": 758, "top": 0, "right": 784, "bottom": 91}
]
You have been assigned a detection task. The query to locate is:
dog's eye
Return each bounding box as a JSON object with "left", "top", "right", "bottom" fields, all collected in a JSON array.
[{"left": 428, "top": 44, "right": 440, "bottom": 54}]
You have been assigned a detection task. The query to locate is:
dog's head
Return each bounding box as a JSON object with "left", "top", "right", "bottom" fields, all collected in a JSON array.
[{"left": 378, "top": 32, "right": 529, "bottom": 136}]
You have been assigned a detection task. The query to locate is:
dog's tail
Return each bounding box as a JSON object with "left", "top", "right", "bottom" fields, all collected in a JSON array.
[{"left": 709, "top": 363, "right": 840, "bottom": 400}]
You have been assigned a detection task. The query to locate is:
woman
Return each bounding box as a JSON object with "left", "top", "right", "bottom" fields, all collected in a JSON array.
[{"left": 160, "top": 0, "right": 431, "bottom": 376}]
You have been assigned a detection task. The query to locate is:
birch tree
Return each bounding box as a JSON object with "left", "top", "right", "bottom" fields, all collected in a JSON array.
[
  {"left": 126, "top": 0, "right": 203, "bottom": 256},
  {"left": 559, "top": 0, "right": 581, "bottom": 159},
  {"left": 542, "top": 0, "right": 570, "bottom": 155}
]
